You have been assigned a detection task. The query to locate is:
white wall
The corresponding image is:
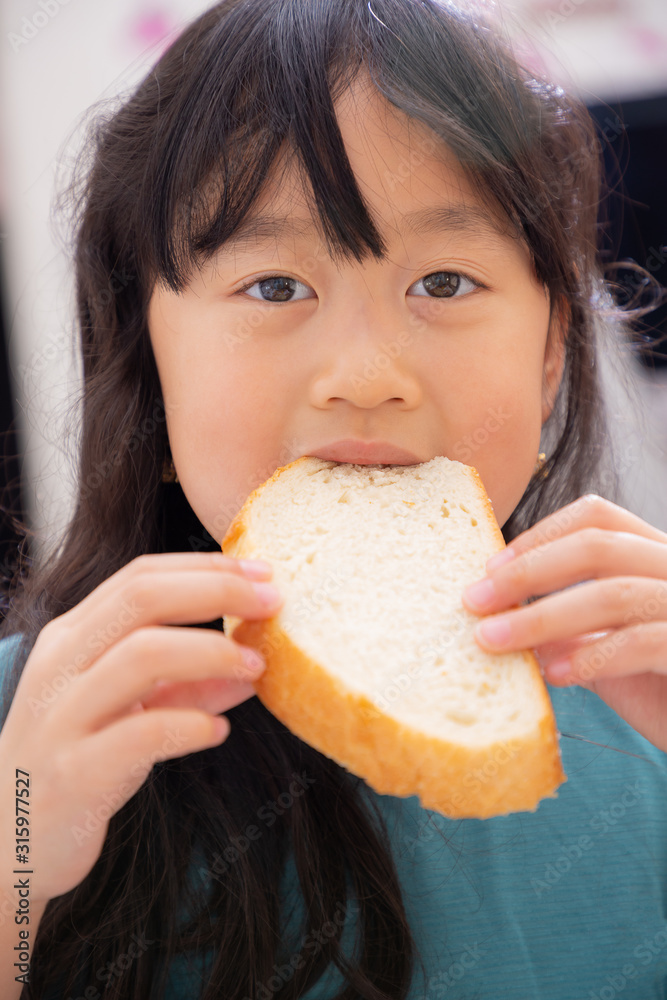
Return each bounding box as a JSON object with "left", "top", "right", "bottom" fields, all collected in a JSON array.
[
  {"left": 0, "top": 0, "right": 666, "bottom": 559},
  {"left": 504, "top": 0, "right": 667, "bottom": 104},
  {"left": 0, "top": 0, "right": 213, "bottom": 558}
]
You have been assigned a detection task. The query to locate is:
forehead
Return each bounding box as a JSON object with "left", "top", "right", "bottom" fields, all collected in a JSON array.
[
  {"left": 181, "top": 69, "right": 526, "bottom": 287},
  {"left": 218, "top": 84, "right": 518, "bottom": 257}
]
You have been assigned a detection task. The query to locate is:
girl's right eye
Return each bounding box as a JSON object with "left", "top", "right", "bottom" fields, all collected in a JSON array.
[{"left": 236, "top": 274, "right": 314, "bottom": 303}]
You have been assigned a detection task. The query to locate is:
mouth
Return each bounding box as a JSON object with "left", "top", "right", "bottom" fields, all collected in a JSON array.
[{"left": 305, "top": 439, "right": 422, "bottom": 465}]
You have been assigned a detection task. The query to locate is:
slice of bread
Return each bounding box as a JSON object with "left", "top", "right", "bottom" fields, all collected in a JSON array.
[{"left": 222, "top": 455, "right": 566, "bottom": 818}]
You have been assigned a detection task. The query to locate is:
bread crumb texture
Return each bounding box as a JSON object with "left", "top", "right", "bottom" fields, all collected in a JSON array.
[{"left": 223, "top": 456, "right": 566, "bottom": 819}]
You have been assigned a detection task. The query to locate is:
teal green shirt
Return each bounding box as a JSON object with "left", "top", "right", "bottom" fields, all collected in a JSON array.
[{"left": 2, "top": 632, "right": 666, "bottom": 998}]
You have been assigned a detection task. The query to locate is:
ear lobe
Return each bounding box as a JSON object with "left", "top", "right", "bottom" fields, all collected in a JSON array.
[{"left": 542, "top": 296, "right": 568, "bottom": 424}]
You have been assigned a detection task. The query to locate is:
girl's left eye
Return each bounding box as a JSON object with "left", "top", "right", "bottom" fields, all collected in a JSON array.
[{"left": 235, "top": 270, "right": 484, "bottom": 303}]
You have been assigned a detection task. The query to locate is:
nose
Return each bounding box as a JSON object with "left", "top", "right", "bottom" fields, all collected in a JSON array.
[{"left": 308, "top": 306, "right": 422, "bottom": 409}]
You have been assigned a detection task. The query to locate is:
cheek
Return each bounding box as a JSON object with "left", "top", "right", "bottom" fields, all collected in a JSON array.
[
  {"left": 148, "top": 293, "right": 291, "bottom": 539},
  {"left": 171, "top": 370, "right": 290, "bottom": 544},
  {"left": 476, "top": 419, "right": 542, "bottom": 528},
  {"left": 173, "top": 371, "right": 269, "bottom": 479},
  {"left": 442, "top": 355, "right": 545, "bottom": 526}
]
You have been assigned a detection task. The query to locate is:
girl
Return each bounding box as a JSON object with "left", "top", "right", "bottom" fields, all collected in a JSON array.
[{"left": 1, "top": 0, "right": 667, "bottom": 997}]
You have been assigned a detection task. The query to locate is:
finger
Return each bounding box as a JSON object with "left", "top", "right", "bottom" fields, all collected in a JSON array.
[
  {"left": 464, "top": 529, "right": 667, "bottom": 615},
  {"left": 136, "top": 677, "right": 259, "bottom": 715},
  {"left": 542, "top": 622, "right": 667, "bottom": 686},
  {"left": 472, "top": 576, "right": 667, "bottom": 653},
  {"left": 74, "top": 707, "right": 231, "bottom": 807},
  {"left": 55, "top": 627, "right": 266, "bottom": 733},
  {"left": 486, "top": 495, "right": 667, "bottom": 571},
  {"left": 533, "top": 631, "right": 612, "bottom": 668},
  {"left": 75, "top": 555, "right": 280, "bottom": 631},
  {"left": 26, "top": 553, "right": 281, "bottom": 690}
]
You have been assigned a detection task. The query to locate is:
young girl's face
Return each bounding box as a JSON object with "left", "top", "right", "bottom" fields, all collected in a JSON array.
[{"left": 148, "top": 72, "right": 565, "bottom": 542}]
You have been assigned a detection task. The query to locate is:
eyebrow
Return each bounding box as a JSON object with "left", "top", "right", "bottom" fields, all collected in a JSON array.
[{"left": 217, "top": 204, "right": 512, "bottom": 254}]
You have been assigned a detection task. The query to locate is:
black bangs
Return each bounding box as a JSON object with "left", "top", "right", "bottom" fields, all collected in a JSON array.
[
  {"left": 140, "top": 1, "right": 389, "bottom": 294},
  {"left": 132, "top": 0, "right": 562, "bottom": 296}
]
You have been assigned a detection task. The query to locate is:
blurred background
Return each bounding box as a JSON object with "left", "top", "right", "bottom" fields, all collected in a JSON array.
[{"left": 0, "top": 0, "right": 666, "bottom": 593}]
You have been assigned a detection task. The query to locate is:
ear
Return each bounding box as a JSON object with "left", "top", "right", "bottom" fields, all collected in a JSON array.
[{"left": 542, "top": 294, "right": 568, "bottom": 424}]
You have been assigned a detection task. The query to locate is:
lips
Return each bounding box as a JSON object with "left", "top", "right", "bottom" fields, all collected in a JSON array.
[{"left": 306, "top": 439, "right": 422, "bottom": 465}]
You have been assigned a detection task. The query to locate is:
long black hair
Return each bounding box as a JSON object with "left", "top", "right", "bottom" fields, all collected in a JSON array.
[{"left": 1, "top": 1, "right": 662, "bottom": 997}]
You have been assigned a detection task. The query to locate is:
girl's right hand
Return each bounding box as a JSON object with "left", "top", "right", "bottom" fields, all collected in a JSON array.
[{"left": 0, "top": 552, "right": 283, "bottom": 905}]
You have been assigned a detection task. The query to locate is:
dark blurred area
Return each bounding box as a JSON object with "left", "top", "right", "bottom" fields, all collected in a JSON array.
[
  {"left": 0, "top": 266, "right": 29, "bottom": 621},
  {"left": 589, "top": 93, "right": 667, "bottom": 369}
]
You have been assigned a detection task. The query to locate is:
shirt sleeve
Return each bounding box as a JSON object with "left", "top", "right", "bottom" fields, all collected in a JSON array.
[{"left": 0, "top": 632, "right": 25, "bottom": 732}]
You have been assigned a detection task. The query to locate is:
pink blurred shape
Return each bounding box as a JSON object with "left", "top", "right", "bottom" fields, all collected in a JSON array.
[{"left": 128, "top": 8, "right": 181, "bottom": 60}]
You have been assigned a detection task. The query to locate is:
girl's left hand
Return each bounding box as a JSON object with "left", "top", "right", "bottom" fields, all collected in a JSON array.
[{"left": 462, "top": 494, "right": 667, "bottom": 753}]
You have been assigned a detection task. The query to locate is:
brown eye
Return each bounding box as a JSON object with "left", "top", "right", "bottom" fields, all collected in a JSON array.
[
  {"left": 254, "top": 276, "right": 294, "bottom": 302},
  {"left": 417, "top": 271, "right": 479, "bottom": 298},
  {"left": 238, "top": 274, "right": 313, "bottom": 303}
]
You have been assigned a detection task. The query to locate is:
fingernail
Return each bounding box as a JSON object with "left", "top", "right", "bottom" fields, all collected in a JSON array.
[
  {"left": 464, "top": 577, "right": 496, "bottom": 609},
  {"left": 476, "top": 616, "right": 512, "bottom": 647},
  {"left": 211, "top": 717, "right": 230, "bottom": 740},
  {"left": 252, "top": 582, "right": 282, "bottom": 608},
  {"left": 240, "top": 559, "right": 273, "bottom": 580},
  {"left": 241, "top": 647, "right": 266, "bottom": 672},
  {"left": 546, "top": 657, "right": 572, "bottom": 683},
  {"left": 486, "top": 548, "right": 516, "bottom": 572}
]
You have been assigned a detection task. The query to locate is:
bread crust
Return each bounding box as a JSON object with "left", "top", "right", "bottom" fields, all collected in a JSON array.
[{"left": 222, "top": 457, "right": 566, "bottom": 819}]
